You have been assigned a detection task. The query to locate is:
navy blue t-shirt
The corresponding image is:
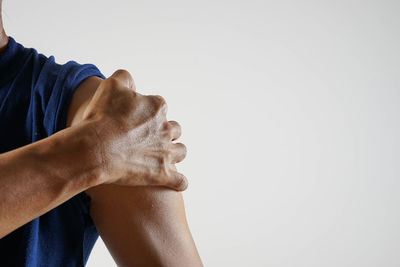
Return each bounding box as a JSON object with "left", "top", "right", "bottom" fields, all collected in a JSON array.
[{"left": 0, "top": 36, "right": 106, "bottom": 266}]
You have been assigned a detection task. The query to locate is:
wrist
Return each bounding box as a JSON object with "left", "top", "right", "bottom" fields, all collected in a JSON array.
[{"left": 34, "top": 120, "right": 104, "bottom": 191}]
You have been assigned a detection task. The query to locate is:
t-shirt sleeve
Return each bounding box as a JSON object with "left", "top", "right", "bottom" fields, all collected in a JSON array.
[
  {"left": 38, "top": 57, "right": 106, "bottom": 135},
  {"left": 33, "top": 56, "right": 106, "bottom": 215}
]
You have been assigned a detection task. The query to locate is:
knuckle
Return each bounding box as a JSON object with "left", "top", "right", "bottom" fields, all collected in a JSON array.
[
  {"left": 115, "top": 69, "right": 130, "bottom": 76},
  {"left": 176, "top": 175, "right": 188, "bottom": 191},
  {"left": 116, "top": 69, "right": 135, "bottom": 88},
  {"left": 150, "top": 95, "right": 168, "bottom": 114},
  {"left": 161, "top": 121, "right": 172, "bottom": 131},
  {"left": 170, "top": 120, "right": 180, "bottom": 129},
  {"left": 178, "top": 142, "right": 187, "bottom": 155},
  {"left": 153, "top": 95, "right": 167, "bottom": 106},
  {"left": 172, "top": 121, "right": 182, "bottom": 136},
  {"left": 165, "top": 130, "right": 173, "bottom": 140},
  {"left": 161, "top": 123, "right": 173, "bottom": 139}
]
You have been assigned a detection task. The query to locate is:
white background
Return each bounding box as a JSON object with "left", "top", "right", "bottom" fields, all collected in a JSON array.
[{"left": 3, "top": 0, "right": 400, "bottom": 266}]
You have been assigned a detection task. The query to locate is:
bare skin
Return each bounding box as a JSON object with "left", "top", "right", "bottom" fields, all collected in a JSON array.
[
  {"left": 73, "top": 70, "right": 188, "bottom": 189},
  {"left": 0, "top": 2, "right": 202, "bottom": 265},
  {"left": 0, "top": 69, "right": 188, "bottom": 237},
  {"left": 68, "top": 76, "right": 202, "bottom": 266},
  {"left": 0, "top": 117, "right": 102, "bottom": 238}
]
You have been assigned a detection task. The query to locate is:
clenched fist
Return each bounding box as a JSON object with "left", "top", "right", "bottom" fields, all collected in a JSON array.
[{"left": 82, "top": 70, "right": 188, "bottom": 191}]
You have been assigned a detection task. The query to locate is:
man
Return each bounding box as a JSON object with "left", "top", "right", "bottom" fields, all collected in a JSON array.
[{"left": 0, "top": 1, "right": 202, "bottom": 266}]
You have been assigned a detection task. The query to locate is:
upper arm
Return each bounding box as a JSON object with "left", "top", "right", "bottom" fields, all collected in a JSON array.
[
  {"left": 66, "top": 76, "right": 103, "bottom": 128},
  {"left": 67, "top": 77, "right": 202, "bottom": 266},
  {"left": 85, "top": 185, "right": 201, "bottom": 266}
]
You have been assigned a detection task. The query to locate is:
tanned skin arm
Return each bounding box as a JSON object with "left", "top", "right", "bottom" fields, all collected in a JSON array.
[
  {"left": 67, "top": 76, "right": 203, "bottom": 266},
  {"left": 0, "top": 70, "right": 188, "bottom": 240},
  {"left": 0, "top": 118, "right": 100, "bottom": 238}
]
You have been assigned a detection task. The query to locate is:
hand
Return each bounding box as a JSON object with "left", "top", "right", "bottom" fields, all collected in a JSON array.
[{"left": 82, "top": 70, "right": 188, "bottom": 191}]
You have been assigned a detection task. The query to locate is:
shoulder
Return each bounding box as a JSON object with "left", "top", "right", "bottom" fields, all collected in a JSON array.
[{"left": 66, "top": 75, "right": 104, "bottom": 127}]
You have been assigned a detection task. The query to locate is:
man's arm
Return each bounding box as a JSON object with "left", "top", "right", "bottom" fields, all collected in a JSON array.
[
  {"left": 0, "top": 116, "right": 101, "bottom": 238},
  {"left": 67, "top": 76, "right": 203, "bottom": 266},
  {"left": 0, "top": 70, "right": 187, "bottom": 240}
]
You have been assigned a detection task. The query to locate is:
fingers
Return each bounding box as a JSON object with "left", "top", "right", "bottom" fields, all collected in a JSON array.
[
  {"left": 167, "top": 144, "right": 188, "bottom": 191},
  {"left": 148, "top": 95, "right": 168, "bottom": 116},
  {"left": 166, "top": 170, "right": 188, "bottom": 191},
  {"left": 109, "top": 69, "right": 136, "bottom": 91},
  {"left": 168, "top": 120, "right": 182, "bottom": 141},
  {"left": 170, "top": 142, "right": 187, "bottom": 164},
  {"left": 157, "top": 143, "right": 187, "bottom": 191}
]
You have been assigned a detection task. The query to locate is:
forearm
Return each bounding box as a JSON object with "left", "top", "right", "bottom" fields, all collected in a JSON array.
[{"left": 0, "top": 121, "right": 100, "bottom": 238}]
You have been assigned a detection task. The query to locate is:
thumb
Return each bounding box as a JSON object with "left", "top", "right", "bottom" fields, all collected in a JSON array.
[{"left": 109, "top": 69, "right": 136, "bottom": 91}]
